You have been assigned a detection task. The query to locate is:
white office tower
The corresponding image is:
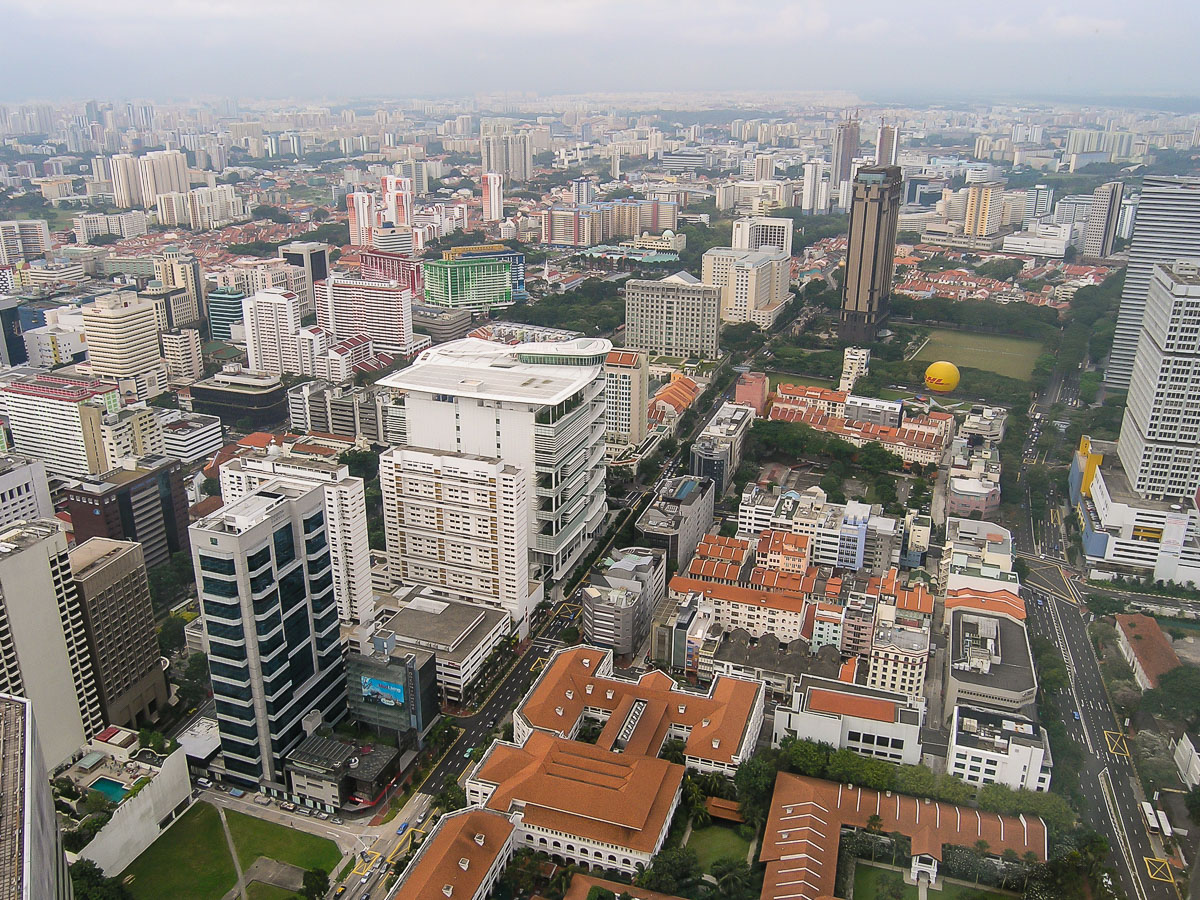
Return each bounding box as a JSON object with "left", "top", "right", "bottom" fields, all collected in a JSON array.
[
  {"left": 731, "top": 216, "right": 794, "bottom": 256},
  {"left": 1119, "top": 261, "right": 1200, "bottom": 500},
  {"left": 0, "top": 454, "right": 52, "bottom": 528},
  {"left": 161, "top": 327, "right": 204, "bottom": 381},
  {"left": 570, "top": 177, "right": 594, "bottom": 206},
  {"left": 380, "top": 447, "right": 539, "bottom": 635},
  {"left": 380, "top": 175, "right": 413, "bottom": 226},
  {"left": 152, "top": 248, "right": 205, "bottom": 328},
  {"left": 801, "top": 160, "right": 828, "bottom": 214},
  {"left": 378, "top": 338, "right": 610, "bottom": 600},
  {"left": 875, "top": 124, "right": 899, "bottom": 167},
  {"left": 137, "top": 149, "right": 189, "bottom": 203},
  {"left": 371, "top": 224, "right": 415, "bottom": 255},
  {"left": 702, "top": 247, "right": 791, "bottom": 328},
  {"left": 481, "top": 172, "right": 504, "bottom": 223},
  {"left": 81, "top": 292, "right": 169, "bottom": 401},
  {"left": 347, "top": 190, "right": 377, "bottom": 246},
  {"left": 1109, "top": 176, "right": 1200, "bottom": 389},
  {"left": 320, "top": 271, "right": 417, "bottom": 357},
  {"left": 219, "top": 450, "right": 372, "bottom": 624},
  {"left": 1024, "top": 185, "right": 1054, "bottom": 220},
  {"left": 753, "top": 153, "right": 776, "bottom": 182},
  {"left": 109, "top": 153, "right": 143, "bottom": 207},
  {"left": 0, "top": 520, "right": 105, "bottom": 770},
  {"left": 190, "top": 481, "right": 347, "bottom": 787},
  {"left": 0, "top": 693, "right": 73, "bottom": 900},
  {"left": 603, "top": 349, "right": 649, "bottom": 447},
  {"left": 481, "top": 132, "right": 532, "bottom": 182},
  {"left": 242, "top": 287, "right": 302, "bottom": 376}
]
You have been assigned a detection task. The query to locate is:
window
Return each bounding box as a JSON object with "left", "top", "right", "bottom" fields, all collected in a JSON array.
[
  {"left": 200, "top": 554, "right": 236, "bottom": 575},
  {"left": 202, "top": 576, "right": 239, "bottom": 598},
  {"left": 273, "top": 525, "right": 295, "bottom": 566}
]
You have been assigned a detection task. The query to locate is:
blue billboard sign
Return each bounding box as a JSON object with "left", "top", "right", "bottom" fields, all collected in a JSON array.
[{"left": 361, "top": 675, "right": 405, "bottom": 707}]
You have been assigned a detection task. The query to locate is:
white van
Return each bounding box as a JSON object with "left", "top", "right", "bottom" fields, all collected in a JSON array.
[{"left": 196, "top": 778, "right": 213, "bottom": 789}]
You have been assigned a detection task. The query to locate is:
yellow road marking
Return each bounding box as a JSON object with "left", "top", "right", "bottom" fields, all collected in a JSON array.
[
  {"left": 1104, "top": 731, "right": 1130, "bottom": 757},
  {"left": 1145, "top": 857, "right": 1174, "bottom": 883}
]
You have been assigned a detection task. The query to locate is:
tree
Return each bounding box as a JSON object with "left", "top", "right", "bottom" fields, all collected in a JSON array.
[
  {"left": 158, "top": 614, "right": 187, "bottom": 654},
  {"left": 70, "top": 859, "right": 133, "bottom": 900},
  {"left": 877, "top": 871, "right": 907, "bottom": 900},
  {"left": 659, "top": 738, "right": 686, "bottom": 764},
  {"left": 436, "top": 783, "right": 466, "bottom": 812},
  {"left": 636, "top": 846, "right": 702, "bottom": 895},
  {"left": 302, "top": 868, "right": 330, "bottom": 899},
  {"left": 1187, "top": 785, "right": 1200, "bottom": 822},
  {"left": 710, "top": 857, "right": 753, "bottom": 897},
  {"left": 201, "top": 477, "right": 221, "bottom": 497}
]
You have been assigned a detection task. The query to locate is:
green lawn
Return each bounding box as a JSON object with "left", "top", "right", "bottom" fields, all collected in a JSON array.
[
  {"left": 686, "top": 823, "right": 752, "bottom": 872},
  {"left": 854, "top": 864, "right": 919, "bottom": 899},
  {"left": 936, "top": 881, "right": 1011, "bottom": 899},
  {"left": 120, "top": 802, "right": 238, "bottom": 900},
  {"left": 767, "top": 371, "right": 837, "bottom": 391},
  {"left": 913, "top": 329, "right": 1044, "bottom": 380},
  {"left": 224, "top": 807, "right": 342, "bottom": 872},
  {"left": 246, "top": 884, "right": 300, "bottom": 900}
]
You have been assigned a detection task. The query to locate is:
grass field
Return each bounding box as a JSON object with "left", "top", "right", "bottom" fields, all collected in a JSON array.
[
  {"left": 121, "top": 802, "right": 238, "bottom": 900},
  {"left": 686, "top": 823, "right": 752, "bottom": 872},
  {"left": 224, "top": 808, "right": 342, "bottom": 872},
  {"left": 767, "top": 372, "right": 837, "bottom": 391},
  {"left": 854, "top": 864, "right": 918, "bottom": 899},
  {"left": 246, "top": 883, "right": 300, "bottom": 900},
  {"left": 913, "top": 329, "right": 1043, "bottom": 380},
  {"left": 937, "top": 881, "right": 1012, "bottom": 899}
]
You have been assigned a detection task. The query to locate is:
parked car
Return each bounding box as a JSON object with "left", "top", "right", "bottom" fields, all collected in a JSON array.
[
  {"left": 331, "top": 816, "right": 344, "bottom": 825},
  {"left": 196, "top": 778, "right": 213, "bottom": 789}
]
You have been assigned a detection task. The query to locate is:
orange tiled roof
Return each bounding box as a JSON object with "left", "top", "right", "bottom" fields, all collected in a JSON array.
[
  {"left": 396, "top": 808, "right": 514, "bottom": 900},
  {"left": 806, "top": 688, "right": 897, "bottom": 723},
  {"left": 673, "top": 574, "right": 806, "bottom": 614},
  {"left": 944, "top": 587, "right": 1025, "bottom": 621},
  {"left": 759, "top": 773, "right": 1048, "bottom": 900},
  {"left": 606, "top": 349, "right": 642, "bottom": 367},
  {"left": 1115, "top": 614, "right": 1181, "bottom": 688}
]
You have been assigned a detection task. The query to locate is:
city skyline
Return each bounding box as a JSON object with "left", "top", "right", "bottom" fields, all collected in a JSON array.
[{"left": 2, "top": 0, "right": 1198, "bottom": 101}]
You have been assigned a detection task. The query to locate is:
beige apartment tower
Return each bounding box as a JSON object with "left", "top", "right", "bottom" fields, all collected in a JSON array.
[
  {"left": 625, "top": 271, "right": 720, "bottom": 359},
  {"left": 69, "top": 538, "right": 169, "bottom": 729},
  {"left": 840, "top": 166, "right": 902, "bottom": 342}
]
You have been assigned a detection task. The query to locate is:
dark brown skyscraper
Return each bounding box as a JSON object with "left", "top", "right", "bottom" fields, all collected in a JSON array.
[{"left": 840, "top": 166, "right": 902, "bottom": 343}]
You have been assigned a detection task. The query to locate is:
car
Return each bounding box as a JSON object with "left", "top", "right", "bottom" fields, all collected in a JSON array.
[
  {"left": 317, "top": 811, "right": 330, "bottom": 820},
  {"left": 397, "top": 822, "right": 409, "bottom": 836},
  {"left": 331, "top": 816, "right": 344, "bottom": 825},
  {"left": 1073, "top": 711, "right": 1081, "bottom": 721},
  {"left": 360, "top": 874, "right": 370, "bottom": 884},
  {"left": 334, "top": 889, "right": 346, "bottom": 897},
  {"left": 464, "top": 748, "right": 474, "bottom": 758},
  {"left": 280, "top": 801, "right": 296, "bottom": 811},
  {"left": 196, "top": 778, "right": 213, "bottom": 789}
]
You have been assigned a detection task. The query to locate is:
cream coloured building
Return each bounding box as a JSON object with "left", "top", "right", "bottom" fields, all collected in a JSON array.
[
  {"left": 702, "top": 246, "right": 792, "bottom": 328},
  {"left": 624, "top": 272, "right": 720, "bottom": 359}
]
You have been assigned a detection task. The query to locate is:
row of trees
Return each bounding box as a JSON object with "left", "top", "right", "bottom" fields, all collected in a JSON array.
[{"left": 504, "top": 277, "right": 629, "bottom": 335}]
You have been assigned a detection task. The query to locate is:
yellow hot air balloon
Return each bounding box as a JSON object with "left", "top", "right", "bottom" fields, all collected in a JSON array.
[{"left": 924, "top": 360, "right": 960, "bottom": 393}]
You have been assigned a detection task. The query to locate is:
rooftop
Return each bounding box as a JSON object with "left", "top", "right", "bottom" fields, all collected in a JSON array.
[
  {"left": 378, "top": 337, "right": 610, "bottom": 406},
  {"left": 952, "top": 705, "right": 1048, "bottom": 755},
  {"left": 1115, "top": 613, "right": 1181, "bottom": 688},
  {"left": 394, "top": 808, "right": 515, "bottom": 900},
  {"left": 797, "top": 674, "right": 922, "bottom": 727},
  {"left": 374, "top": 588, "right": 508, "bottom": 660},
  {"left": 68, "top": 537, "right": 140, "bottom": 580},
  {"left": 949, "top": 609, "right": 1036, "bottom": 695}
]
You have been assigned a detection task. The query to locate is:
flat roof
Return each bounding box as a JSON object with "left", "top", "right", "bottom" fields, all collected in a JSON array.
[{"left": 949, "top": 609, "right": 1036, "bottom": 694}]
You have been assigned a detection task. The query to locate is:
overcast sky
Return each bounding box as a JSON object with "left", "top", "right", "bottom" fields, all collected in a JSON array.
[{"left": 2, "top": 0, "right": 1196, "bottom": 104}]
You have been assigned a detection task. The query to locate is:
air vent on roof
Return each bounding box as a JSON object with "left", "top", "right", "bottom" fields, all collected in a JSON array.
[
  {"left": 474, "top": 833, "right": 485, "bottom": 846},
  {"left": 606, "top": 689, "right": 614, "bottom": 700},
  {"left": 585, "top": 684, "right": 593, "bottom": 694},
  {"left": 582, "top": 658, "right": 591, "bottom": 668},
  {"left": 555, "top": 706, "right": 563, "bottom": 716},
  {"left": 702, "top": 718, "right": 710, "bottom": 727},
  {"left": 711, "top": 738, "right": 720, "bottom": 749},
  {"left": 566, "top": 689, "right": 574, "bottom": 700},
  {"left": 442, "top": 887, "right": 453, "bottom": 898},
  {"left": 459, "top": 858, "right": 470, "bottom": 871},
  {"left": 678, "top": 704, "right": 686, "bottom": 714}
]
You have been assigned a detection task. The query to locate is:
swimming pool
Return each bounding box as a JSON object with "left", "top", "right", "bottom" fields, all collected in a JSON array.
[{"left": 90, "top": 776, "right": 129, "bottom": 803}]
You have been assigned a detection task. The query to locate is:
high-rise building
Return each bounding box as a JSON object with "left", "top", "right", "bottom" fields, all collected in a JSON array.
[
  {"left": 2, "top": 374, "right": 121, "bottom": 477},
  {"left": 753, "top": 153, "right": 776, "bottom": 182},
  {"left": 840, "top": 166, "right": 902, "bottom": 342},
  {"left": 205, "top": 287, "right": 246, "bottom": 342},
  {"left": 347, "top": 191, "right": 376, "bottom": 246},
  {"left": 109, "top": 153, "right": 143, "bottom": 207},
  {"left": 832, "top": 119, "right": 860, "bottom": 186},
  {"left": 570, "top": 177, "right": 594, "bottom": 205},
  {"left": 481, "top": 172, "right": 504, "bottom": 222},
  {"left": 69, "top": 538, "right": 169, "bottom": 729},
  {"left": 380, "top": 174, "right": 413, "bottom": 226},
  {"left": 161, "top": 327, "right": 204, "bottom": 381},
  {"left": 242, "top": 287, "right": 302, "bottom": 376},
  {"left": 625, "top": 271, "right": 720, "bottom": 359},
  {"left": 1024, "top": 184, "right": 1054, "bottom": 220},
  {"left": 81, "top": 291, "right": 168, "bottom": 400},
  {"left": 0, "top": 693, "right": 73, "bottom": 900},
  {"left": 1119, "top": 261, "right": 1200, "bottom": 500},
  {"left": 0, "top": 454, "right": 52, "bottom": 528},
  {"left": 604, "top": 349, "right": 649, "bottom": 448},
  {"left": 702, "top": 247, "right": 792, "bottom": 328},
  {"left": 0, "top": 520, "right": 105, "bottom": 769},
  {"left": 963, "top": 181, "right": 1005, "bottom": 237},
  {"left": 190, "top": 481, "right": 346, "bottom": 787},
  {"left": 378, "top": 338, "right": 610, "bottom": 593},
  {"left": 152, "top": 247, "right": 205, "bottom": 328},
  {"left": 0, "top": 219, "right": 50, "bottom": 265},
  {"left": 78, "top": 402, "right": 166, "bottom": 472},
  {"left": 320, "top": 272, "right": 418, "bottom": 357},
  {"left": 801, "top": 160, "right": 829, "bottom": 215},
  {"left": 1081, "top": 181, "right": 1124, "bottom": 260},
  {"left": 64, "top": 455, "right": 189, "bottom": 569},
  {"left": 396, "top": 159, "right": 430, "bottom": 196},
  {"left": 278, "top": 241, "right": 330, "bottom": 297},
  {"left": 137, "top": 149, "right": 189, "bottom": 204},
  {"left": 380, "top": 446, "right": 538, "bottom": 633},
  {"left": 1109, "top": 177, "right": 1200, "bottom": 389},
  {"left": 481, "top": 133, "right": 532, "bottom": 182},
  {"left": 875, "top": 124, "right": 899, "bottom": 167},
  {"left": 731, "top": 215, "right": 793, "bottom": 256},
  {"left": 219, "top": 449, "right": 372, "bottom": 624},
  {"left": 423, "top": 256, "right": 514, "bottom": 313}
]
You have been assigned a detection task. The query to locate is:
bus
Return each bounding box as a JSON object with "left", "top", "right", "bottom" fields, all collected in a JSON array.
[
  {"left": 1157, "top": 809, "right": 1174, "bottom": 840},
  {"left": 1141, "top": 801, "right": 1160, "bottom": 834}
]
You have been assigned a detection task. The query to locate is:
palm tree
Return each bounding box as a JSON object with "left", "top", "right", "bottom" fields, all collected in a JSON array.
[
  {"left": 889, "top": 831, "right": 910, "bottom": 866},
  {"left": 710, "top": 857, "right": 752, "bottom": 896},
  {"left": 1022, "top": 850, "right": 1041, "bottom": 892},
  {"left": 866, "top": 814, "right": 883, "bottom": 861},
  {"left": 973, "top": 839, "right": 991, "bottom": 886},
  {"left": 1001, "top": 848, "right": 1020, "bottom": 889}
]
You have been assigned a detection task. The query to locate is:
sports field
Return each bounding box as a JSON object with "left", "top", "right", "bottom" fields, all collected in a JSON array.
[{"left": 913, "top": 329, "right": 1043, "bottom": 380}]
